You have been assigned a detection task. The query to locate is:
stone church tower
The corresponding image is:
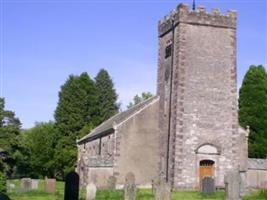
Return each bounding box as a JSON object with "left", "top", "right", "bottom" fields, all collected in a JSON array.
[
  {"left": 77, "top": 3, "right": 251, "bottom": 191},
  {"left": 157, "top": 4, "right": 245, "bottom": 189}
]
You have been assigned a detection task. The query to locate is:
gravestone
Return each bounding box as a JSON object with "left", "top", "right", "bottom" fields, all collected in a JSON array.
[
  {"left": 124, "top": 172, "right": 137, "bottom": 200},
  {"left": 86, "top": 182, "right": 97, "bottom": 200},
  {"left": 21, "top": 178, "right": 32, "bottom": 192},
  {"left": 31, "top": 179, "right": 39, "bottom": 189},
  {"left": 6, "top": 181, "right": 15, "bottom": 192},
  {"left": 45, "top": 178, "right": 56, "bottom": 194},
  {"left": 107, "top": 176, "right": 116, "bottom": 189},
  {"left": 224, "top": 170, "right": 241, "bottom": 200},
  {"left": 64, "top": 172, "right": 79, "bottom": 200},
  {"left": 202, "top": 177, "right": 215, "bottom": 194},
  {"left": 0, "top": 193, "right": 11, "bottom": 200},
  {"left": 153, "top": 172, "right": 171, "bottom": 200}
]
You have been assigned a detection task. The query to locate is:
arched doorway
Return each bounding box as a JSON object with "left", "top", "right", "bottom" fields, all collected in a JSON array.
[{"left": 199, "top": 160, "right": 215, "bottom": 189}]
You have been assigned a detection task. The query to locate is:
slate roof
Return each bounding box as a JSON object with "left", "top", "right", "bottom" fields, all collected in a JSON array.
[
  {"left": 77, "top": 96, "right": 158, "bottom": 144},
  {"left": 248, "top": 158, "right": 267, "bottom": 170}
]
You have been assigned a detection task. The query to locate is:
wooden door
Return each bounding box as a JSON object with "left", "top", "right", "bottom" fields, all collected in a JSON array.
[{"left": 199, "top": 160, "right": 214, "bottom": 189}]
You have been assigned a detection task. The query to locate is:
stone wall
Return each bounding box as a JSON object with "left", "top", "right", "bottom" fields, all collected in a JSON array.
[
  {"left": 87, "top": 167, "right": 114, "bottom": 188},
  {"left": 157, "top": 4, "right": 244, "bottom": 190},
  {"left": 247, "top": 159, "right": 267, "bottom": 189},
  {"left": 77, "top": 132, "right": 115, "bottom": 187},
  {"left": 247, "top": 169, "right": 267, "bottom": 189},
  {"left": 113, "top": 98, "right": 160, "bottom": 187}
]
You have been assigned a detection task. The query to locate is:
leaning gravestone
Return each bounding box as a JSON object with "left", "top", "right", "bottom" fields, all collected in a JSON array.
[
  {"left": 202, "top": 177, "right": 215, "bottom": 194},
  {"left": 21, "top": 178, "right": 32, "bottom": 192},
  {"left": 107, "top": 176, "right": 117, "bottom": 189},
  {"left": 124, "top": 172, "right": 137, "bottom": 200},
  {"left": 153, "top": 172, "right": 171, "bottom": 200},
  {"left": 45, "top": 178, "right": 56, "bottom": 194},
  {"left": 0, "top": 193, "right": 11, "bottom": 200},
  {"left": 86, "top": 182, "right": 97, "bottom": 200},
  {"left": 64, "top": 172, "right": 79, "bottom": 200},
  {"left": 224, "top": 170, "right": 241, "bottom": 200}
]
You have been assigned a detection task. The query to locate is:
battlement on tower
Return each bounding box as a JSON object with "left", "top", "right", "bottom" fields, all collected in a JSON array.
[{"left": 159, "top": 3, "right": 237, "bottom": 36}]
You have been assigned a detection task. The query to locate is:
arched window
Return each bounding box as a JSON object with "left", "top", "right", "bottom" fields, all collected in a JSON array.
[{"left": 197, "top": 144, "right": 219, "bottom": 155}]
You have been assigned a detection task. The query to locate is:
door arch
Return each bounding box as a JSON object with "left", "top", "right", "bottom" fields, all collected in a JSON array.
[{"left": 199, "top": 159, "right": 215, "bottom": 189}]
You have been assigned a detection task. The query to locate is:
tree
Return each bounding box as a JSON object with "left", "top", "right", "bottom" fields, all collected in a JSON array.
[
  {"left": 0, "top": 149, "right": 6, "bottom": 193},
  {"left": 18, "top": 122, "right": 58, "bottom": 178},
  {"left": 55, "top": 72, "right": 98, "bottom": 136},
  {"left": 239, "top": 65, "right": 267, "bottom": 158},
  {"left": 127, "top": 92, "right": 153, "bottom": 109},
  {"left": 95, "top": 69, "right": 119, "bottom": 125},
  {"left": 0, "top": 171, "right": 6, "bottom": 193},
  {"left": 0, "top": 98, "right": 21, "bottom": 177},
  {"left": 54, "top": 72, "right": 98, "bottom": 178},
  {"left": 54, "top": 136, "right": 77, "bottom": 179}
]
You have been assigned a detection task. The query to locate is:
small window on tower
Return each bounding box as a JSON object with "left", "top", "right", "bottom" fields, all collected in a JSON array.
[{"left": 165, "top": 44, "right": 172, "bottom": 58}]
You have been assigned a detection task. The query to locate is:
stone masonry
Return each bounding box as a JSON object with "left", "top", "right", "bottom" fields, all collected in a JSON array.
[
  {"left": 77, "top": 3, "right": 250, "bottom": 191},
  {"left": 157, "top": 4, "right": 244, "bottom": 190}
]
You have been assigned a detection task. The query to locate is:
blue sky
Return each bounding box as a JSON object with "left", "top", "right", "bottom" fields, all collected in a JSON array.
[{"left": 0, "top": 0, "right": 266, "bottom": 128}]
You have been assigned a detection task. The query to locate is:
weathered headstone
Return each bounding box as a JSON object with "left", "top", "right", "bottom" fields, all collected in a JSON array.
[
  {"left": 86, "top": 182, "right": 97, "bottom": 200},
  {"left": 107, "top": 176, "right": 116, "bottom": 189},
  {"left": 202, "top": 177, "right": 215, "bottom": 194},
  {"left": 31, "top": 179, "right": 39, "bottom": 189},
  {"left": 124, "top": 172, "right": 137, "bottom": 200},
  {"left": 45, "top": 178, "right": 56, "bottom": 194},
  {"left": 0, "top": 193, "right": 11, "bottom": 200},
  {"left": 21, "top": 178, "right": 32, "bottom": 192},
  {"left": 6, "top": 181, "right": 15, "bottom": 192},
  {"left": 153, "top": 172, "right": 171, "bottom": 200},
  {"left": 64, "top": 172, "right": 79, "bottom": 200},
  {"left": 224, "top": 170, "right": 241, "bottom": 200}
]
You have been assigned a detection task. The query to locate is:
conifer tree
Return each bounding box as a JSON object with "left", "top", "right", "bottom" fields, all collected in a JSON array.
[
  {"left": 0, "top": 98, "right": 21, "bottom": 177},
  {"left": 239, "top": 65, "right": 267, "bottom": 158},
  {"left": 54, "top": 72, "right": 97, "bottom": 178},
  {"left": 95, "top": 69, "right": 119, "bottom": 125}
]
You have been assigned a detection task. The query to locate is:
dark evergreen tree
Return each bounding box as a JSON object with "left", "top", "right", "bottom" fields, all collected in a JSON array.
[
  {"left": 55, "top": 72, "right": 97, "bottom": 136},
  {"left": 0, "top": 98, "right": 21, "bottom": 177},
  {"left": 95, "top": 69, "right": 119, "bottom": 125},
  {"left": 239, "top": 65, "right": 267, "bottom": 158},
  {"left": 54, "top": 72, "right": 97, "bottom": 179}
]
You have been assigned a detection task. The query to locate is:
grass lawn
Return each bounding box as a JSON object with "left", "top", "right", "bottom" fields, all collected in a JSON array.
[
  {"left": 8, "top": 179, "right": 64, "bottom": 200},
  {"left": 96, "top": 190, "right": 225, "bottom": 200},
  {"left": 7, "top": 180, "right": 267, "bottom": 200}
]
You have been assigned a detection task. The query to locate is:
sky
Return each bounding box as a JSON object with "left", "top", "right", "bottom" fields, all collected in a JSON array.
[{"left": 0, "top": 0, "right": 266, "bottom": 129}]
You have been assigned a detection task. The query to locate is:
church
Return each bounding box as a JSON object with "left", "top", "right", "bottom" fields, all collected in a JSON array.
[{"left": 77, "top": 3, "right": 267, "bottom": 190}]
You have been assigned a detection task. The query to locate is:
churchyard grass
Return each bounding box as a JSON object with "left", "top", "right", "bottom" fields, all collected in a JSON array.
[
  {"left": 6, "top": 180, "right": 266, "bottom": 200},
  {"left": 243, "top": 189, "right": 267, "bottom": 200},
  {"left": 7, "top": 179, "right": 65, "bottom": 200}
]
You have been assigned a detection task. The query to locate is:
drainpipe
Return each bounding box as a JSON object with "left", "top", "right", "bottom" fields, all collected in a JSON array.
[{"left": 166, "top": 18, "right": 175, "bottom": 182}]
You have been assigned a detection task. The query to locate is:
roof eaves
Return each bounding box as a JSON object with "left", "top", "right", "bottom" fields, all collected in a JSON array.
[{"left": 77, "top": 127, "right": 114, "bottom": 144}]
